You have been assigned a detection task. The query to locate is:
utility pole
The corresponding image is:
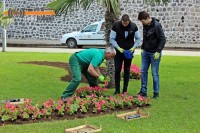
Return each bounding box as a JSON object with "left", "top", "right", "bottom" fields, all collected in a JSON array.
[{"left": 2, "top": 0, "right": 7, "bottom": 52}]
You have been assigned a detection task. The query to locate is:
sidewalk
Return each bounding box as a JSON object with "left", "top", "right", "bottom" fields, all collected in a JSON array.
[
  {"left": 1, "top": 39, "right": 200, "bottom": 48},
  {"left": 1, "top": 47, "right": 200, "bottom": 56}
]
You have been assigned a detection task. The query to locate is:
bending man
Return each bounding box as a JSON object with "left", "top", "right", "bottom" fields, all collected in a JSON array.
[{"left": 61, "top": 47, "right": 116, "bottom": 101}]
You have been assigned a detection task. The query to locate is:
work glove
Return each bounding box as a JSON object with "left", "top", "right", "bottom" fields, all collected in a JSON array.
[
  {"left": 129, "top": 47, "right": 135, "bottom": 52},
  {"left": 141, "top": 49, "right": 143, "bottom": 55},
  {"left": 98, "top": 75, "right": 105, "bottom": 83},
  {"left": 154, "top": 52, "right": 160, "bottom": 60},
  {"left": 117, "top": 47, "right": 124, "bottom": 53}
]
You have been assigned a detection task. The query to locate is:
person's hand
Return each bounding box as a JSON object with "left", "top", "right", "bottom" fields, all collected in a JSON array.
[
  {"left": 98, "top": 75, "right": 105, "bottom": 82},
  {"left": 154, "top": 52, "right": 160, "bottom": 60},
  {"left": 141, "top": 49, "right": 143, "bottom": 55},
  {"left": 129, "top": 47, "right": 135, "bottom": 52},
  {"left": 117, "top": 47, "right": 124, "bottom": 53}
]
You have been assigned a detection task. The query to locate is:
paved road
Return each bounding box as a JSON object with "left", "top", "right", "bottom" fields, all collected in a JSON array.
[{"left": 1, "top": 47, "right": 200, "bottom": 56}]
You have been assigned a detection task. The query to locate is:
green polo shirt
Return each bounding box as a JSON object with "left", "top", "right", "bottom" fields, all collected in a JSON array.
[{"left": 76, "top": 48, "right": 105, "bottom": 67}]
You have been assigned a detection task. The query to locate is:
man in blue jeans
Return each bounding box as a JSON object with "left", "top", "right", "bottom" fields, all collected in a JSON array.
[{"left": 137, "top": 11, "right": 166, "bottom": 98}]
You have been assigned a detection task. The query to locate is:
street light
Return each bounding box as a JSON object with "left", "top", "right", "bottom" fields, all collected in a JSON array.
[{"left": 2, "top": 0, "right": 7, "bottom": 52}]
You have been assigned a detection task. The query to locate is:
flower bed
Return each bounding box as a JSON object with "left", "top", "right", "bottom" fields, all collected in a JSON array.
[
  {"left": 122, "top": 64, "right": 141, "bottom": 80},
  {"left": 0, "top": 86, "right": 149, "bottom": 125}
]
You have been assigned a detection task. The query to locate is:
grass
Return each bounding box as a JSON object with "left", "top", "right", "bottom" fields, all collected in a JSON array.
[{"left": 0, "top": 52, "right": 200, "bottom": 133}]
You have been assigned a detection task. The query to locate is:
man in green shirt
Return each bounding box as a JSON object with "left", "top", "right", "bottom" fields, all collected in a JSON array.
[{"left": 61, "top": 47, "right": 116, "bottom": 101}]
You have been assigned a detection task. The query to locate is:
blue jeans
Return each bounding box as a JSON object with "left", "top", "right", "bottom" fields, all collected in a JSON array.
[{"left": 140, "top": 50, "right": 161, "bottom": 95}]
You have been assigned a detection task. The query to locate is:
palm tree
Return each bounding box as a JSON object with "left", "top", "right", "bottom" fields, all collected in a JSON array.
[
  {"left": 47, "top": 0, "right": 168, "bottom": 87},
  {"left": 0, "top": 3, "right": 13, "bottom": 28}
]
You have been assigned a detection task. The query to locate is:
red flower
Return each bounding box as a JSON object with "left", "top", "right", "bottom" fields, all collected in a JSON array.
[
  {"left": 56, "top": 105, "right": 61, "bottom": 110},
  {"left": 138, "top": 95, "right": 145, "bottom": 101}
]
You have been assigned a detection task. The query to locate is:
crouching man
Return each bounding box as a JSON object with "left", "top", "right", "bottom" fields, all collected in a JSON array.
[{"left": 61, "top": 47, "right": 116, "bottom": 101}]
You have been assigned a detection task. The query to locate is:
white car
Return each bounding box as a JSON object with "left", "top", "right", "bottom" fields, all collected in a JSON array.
[{"left": 60, "top": 20, "right": 106, "bottom": 48}]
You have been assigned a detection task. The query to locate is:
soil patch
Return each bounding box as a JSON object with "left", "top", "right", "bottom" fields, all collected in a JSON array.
[{"left": 21, "top": 61, "right": 107, "bottom": 83}]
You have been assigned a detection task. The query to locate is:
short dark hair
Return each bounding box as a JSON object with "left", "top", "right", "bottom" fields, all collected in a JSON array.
[
  {"left": 138, "top": 11, "right": 150, "bottom": 20},
  {"left": 121, "top": 14, "right": 130, "bottom": 22}
]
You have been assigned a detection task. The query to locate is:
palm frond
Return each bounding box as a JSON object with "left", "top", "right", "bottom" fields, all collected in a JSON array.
[
  {"left": 0, "top": 3, "right": 14, "bottom": 28},
  {"left": 80, "top": 0, "right": 96, "bottom": 10},
  {"left": 47, "top": 0, "right": 170, "bottom": 17},
  {"left": 47, "top": 0, "right": 79, "bottom": 15},
  {"left": 47, "top": 0, "right": 121, "bottom": 16},
  {"left": 0, "top": 16, "right": 14, "bottom": 28}
]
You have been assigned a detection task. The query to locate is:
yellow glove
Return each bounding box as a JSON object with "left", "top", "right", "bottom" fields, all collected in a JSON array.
[
  {"left": 117, "top": 47, "right": 124, "bottom": 53},
  {"left": 141, "top": 49, "right": 143, "bottom": 55},
  {"left": 154, "top": 52, "right": 160, "bottom": 60},
  {"left": 98, "top": 75, "right": 105, "bottom": 83},
  {"left": 129, "top": 47, "right": 135, "bottom": 52}
]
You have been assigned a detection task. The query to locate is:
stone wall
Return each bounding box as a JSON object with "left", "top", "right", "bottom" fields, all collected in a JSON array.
[{"left": 1, "top": 0, "right": 200, "bottom": 45}]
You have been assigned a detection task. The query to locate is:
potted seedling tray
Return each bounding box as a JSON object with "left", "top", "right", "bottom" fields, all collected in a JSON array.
[
  {"left": 1, "top": 98, "right": 25, "bottom": 105},
  {"left": 116, "top": 107, "right": 149, "bottom": 121},
  {"left": 64, "top": 124, "right": 102, "bottom": 133}
]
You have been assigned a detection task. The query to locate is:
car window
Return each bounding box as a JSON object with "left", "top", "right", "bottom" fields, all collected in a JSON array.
[
  {"left": 100, "top": 22, "right": 106, "bottom": 31},
  {"left": 81, "top": 24, "right": 98, "bottom": 32}
]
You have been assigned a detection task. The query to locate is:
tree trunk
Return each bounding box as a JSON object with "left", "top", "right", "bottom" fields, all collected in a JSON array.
[{"left": 104, "top": 10, "right": 119, "bottom": 88}]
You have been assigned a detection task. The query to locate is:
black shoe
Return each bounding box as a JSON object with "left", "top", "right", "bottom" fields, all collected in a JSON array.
[
  {"left": 153, "top": 93, "right": 159, "bottom": 98},
  {"left": 113, "top": 91, "right": 120, "bottom": 95},
  {"left": 137, "top": 92, "right": 147, "bottom": 97},
  {"left": 123, "top": 89, "right": 127, "bottom": 94}
]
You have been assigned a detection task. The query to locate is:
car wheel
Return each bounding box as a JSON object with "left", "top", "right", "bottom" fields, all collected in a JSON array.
[
  {"left": 77, "top": 45, "right": 83, "bottom": 48},
  {"left": 67, "top": 38, "right": 77, "bottom": 48}
]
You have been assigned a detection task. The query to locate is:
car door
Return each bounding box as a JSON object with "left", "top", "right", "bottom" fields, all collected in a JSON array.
[
  {"left": 78, "top": 24, "right": 98, "bottom": 45},
  {"left": 94, "top": 22, "right": 106, "bottom": 45}
]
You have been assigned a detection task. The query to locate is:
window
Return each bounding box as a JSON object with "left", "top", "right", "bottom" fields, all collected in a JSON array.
[
  {"left": 100, "top": 22, "right": 106, "bottom": 31},
  {"left": 81, "top": 24, "right": 98, "bottom": 32}
]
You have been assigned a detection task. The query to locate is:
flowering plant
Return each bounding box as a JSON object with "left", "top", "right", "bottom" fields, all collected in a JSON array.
[
  {"left": 75, "top": 86, "right": 107, "bottom": 98},
  {"left": 121, "top": 93, "right": 134, "bottom": 108},
  {"left": 2, "top": 102, "right": 20, "bottom": 121},
  {"left": 122, "top": 64, "right": 141, "bottom": 80},
  {"left": 79, "top": 98, "right": 91, "bottom": 113},
  {"left": 108, "top": 96, "right": 117, "bottom": 110},
  {"left": 53, "top": 99, "right": 65, "bottom": 116},
  {"left": 134, "top": 95, "right": 146, "bottom": 106},
  {"left": 0, "top": 86, "right": 150, "bottom": 124},
  {"left": 93, "top": 99, "right": 107, "bottom": 113},
  {"left": 42, "top": 99, "right": 53, "bottom": 117}
]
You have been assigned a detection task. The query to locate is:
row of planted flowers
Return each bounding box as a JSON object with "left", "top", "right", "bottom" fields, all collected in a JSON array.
[{"left": 0, "top": 86, "right": 147, "bottom": 123}]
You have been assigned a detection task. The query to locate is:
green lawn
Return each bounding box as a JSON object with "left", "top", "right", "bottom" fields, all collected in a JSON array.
[{"left": 0, "top": 52, "right": 200, "bottom": 133}]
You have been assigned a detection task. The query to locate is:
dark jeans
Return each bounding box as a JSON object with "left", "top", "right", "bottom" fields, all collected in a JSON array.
[
  {"left": 140, "top": 50, "right": 161, "bottom": 95},
  {"left": 114, "top": 51, "right": 132, "bottom": 93}
]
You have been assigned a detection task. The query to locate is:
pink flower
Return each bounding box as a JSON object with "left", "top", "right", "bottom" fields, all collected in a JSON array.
[
  {"left": 56, "top": 105, "right": 61, "bottom": 110},
  {"left": 138, "top": 95, "right": 145, "bottom": 101},
  {"left": 96, "top": 103, "right": 101, "bottom": 112},
  {"left": 124, "top": 92, "right": 129, "bottom": 95},
  {"left": 99, "top": 100, "right": 106, "bottom": 104},
  {"left": 128, "top": 96, "right": 133, "bottom": 100},
  {"left": 24, "top": 99, "right": 32, "bottom": 105}
]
